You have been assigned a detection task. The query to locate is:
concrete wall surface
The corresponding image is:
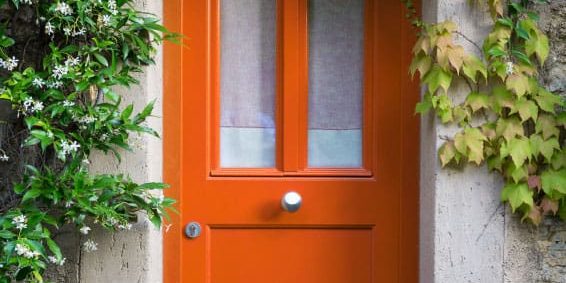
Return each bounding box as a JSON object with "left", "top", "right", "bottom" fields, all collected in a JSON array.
[{"left": 421, "top": 0, "right": 566, "bottom": 283}]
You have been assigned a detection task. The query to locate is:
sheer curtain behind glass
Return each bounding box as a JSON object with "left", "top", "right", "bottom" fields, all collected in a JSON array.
[
  {"left": 308, "top": 0, "right": 365, "bottom": 168},
  {"left": 220, "top": 0, "right": 276, "bottom": 168}
]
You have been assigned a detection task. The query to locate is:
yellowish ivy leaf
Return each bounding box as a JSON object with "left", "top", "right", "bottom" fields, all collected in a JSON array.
[
  {"left": 491, "top": 85, "right": 515, "bottom": 114},
  {"left": 463, "top": 127, "right": 487, "bottom": 165},
  {"left": 534, "top": 88, "right": 563, "bottom": 113},
  {"left": 487, "top": 155, "right": 504, "bottom": 172},
  {"left": 439, "top": 141, "right": 458, "bottom": 167},
  {"left": 462, "top": 55, "right": 487, "bottom": 83},
  {"left": 511, "top": 98, "right": 538, "bottom": 122},
  {"left": 465, "top": 92, "right": 490, "bottom": 112},
  {"left": 506, "top": 73, "right": 530, "bottom": 97},
  {"left": 412, "top": 37, "right": 431, "bottom": 55},
  {"left": 525, "top": 31, "right": 549, "bottom": 65},
  {"left": 506, "top": 163, "right": 528, "bottom": 184},
  {"left": 501, "top": 137, "right": 532, "bottom": 168},
  {"left": 447, "top": 46, "right": 465, "bottom": 73},
  {"left": 541, "top": 169, "right": 566, "bottom": 197},
  {"left": 535, "top": 114, "right": 560, "bottom": 140},
  {"left": 550, "top": 150, "right": 565, "bottom": 170},
  {"left": 539, "top": 138, "right": 560, "bottom": 163},
  {"left": 496, "top": 117, "right": 524, "bottom": 141},
  {"left": 481, "top": 122, "right": 497, "bottom": 140},
  {"left": 423, "top": 65, "right": 453, "bottom": 94}
]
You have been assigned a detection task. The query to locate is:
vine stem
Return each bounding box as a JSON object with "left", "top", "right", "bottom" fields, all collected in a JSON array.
[{"left": 454, "top": 31, "right": 483, "bottom": 55}]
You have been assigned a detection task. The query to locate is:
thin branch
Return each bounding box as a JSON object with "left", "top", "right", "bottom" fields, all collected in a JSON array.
[{"left": 454, "top": 31, "right": 483, "bottom": 54}]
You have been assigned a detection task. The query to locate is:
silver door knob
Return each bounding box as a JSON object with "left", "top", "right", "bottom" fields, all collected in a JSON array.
[{"left": 281, "top": 191, "right": 302, "bottom": 213}]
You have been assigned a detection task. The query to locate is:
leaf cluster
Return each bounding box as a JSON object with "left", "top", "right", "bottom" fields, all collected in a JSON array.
[{"left": 407, "top": 0, "right": 565, "bottom": 225}]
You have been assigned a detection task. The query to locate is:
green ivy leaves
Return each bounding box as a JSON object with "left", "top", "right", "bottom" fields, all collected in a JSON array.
[{"left": 407, "top": 0, "right": 566, "bottom": 225}]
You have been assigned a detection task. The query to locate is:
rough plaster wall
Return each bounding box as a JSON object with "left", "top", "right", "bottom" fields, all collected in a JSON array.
[
  {"left": 503, "top": 2, "right": 566, "bottom": 283},
  {"left": 45, "top": 0, "right": 163, "bottom": 282},
  {"left": 420, "top": 0, "right": 506, "bottom": 282},
  {"left": 421, "top": 1, "right": 566, "bottom": 283}
]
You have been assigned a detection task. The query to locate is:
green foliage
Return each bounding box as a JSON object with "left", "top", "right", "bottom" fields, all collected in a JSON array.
[
  {"left": 405, "top": 0, "right": 565, "bottom": 225},
  {"left": 0, "top": 0, "right": 177, "bottom": 281}
]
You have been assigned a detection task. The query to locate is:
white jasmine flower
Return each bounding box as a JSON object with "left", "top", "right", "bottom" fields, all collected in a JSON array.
[
  {"left": 63, "top": 27, "right": 72, "bottom": 36},
  {"left": 62, "top": 100, "right": 75, "bottom": 107},
  {"left": 2, "top": 56, "right": 19, "bottom": 71},
  {"left": 53, "top": 65, "right": 69, "bottom": 79},
  {"left": 73, "top": 27, "right": 86, "bottom": 36},
  {"left": 45, "top": 21, "right": 55, "bottom": 35},
  {"left": 55, "top": 2, "right": 73, "bottom": 16},
  {"left": 48, "top": 255, "right": 66, "bottom": 266},
  {"left": 80, "top": 226, "right": 91, "bottom": 235},
  {"left": 31, "top": 101, "right": 44, "bottom": 112},
  {"left": 0, "top": 152, "right": 9, "bottom": 162},
  {"left": 60, "top": 140, "right": 80, "bottom": 156},
  {"left": 48, "top": 256, "right": 58, "bottom": 263},
  {"left": 32, "top": 78, "right": 45, "bottom": 88},
  {"left": 23, "top": 97, "right": 34, "bottom": 111},
  {"left": 48, "top": 80, "right": 63, "bottom": 89},
  {"left": 100, "top": 133, "right": 109, "bottom": 141},
  {"left": 22, "top": 0, "right": 33, "bottom": 4},
  {"left": 15, "top": 244, "right": 31, "bottom": 257},
  {"left": 12, "top": 215, "right": 28, "bottom": 230},
  {"left": 83, "top": 239, "right": 98, "bottom": 252},
  {"left": 108, "top": 0, "right": 117, "bottom": 10},
  {"left": 100, "top": 14, "right": 112, "bottom": 26},
  {"left": 505, "top": 61, "right": 514, "bottom": 75},
  {"left": 65, "top": 200, "right": 74, "bottom": 208},
  {"left": 78, "top": 115, "right": 96, "bottom": 124},
  {"left": 65, "top": 56, "right": 81, "bottom": 67}
]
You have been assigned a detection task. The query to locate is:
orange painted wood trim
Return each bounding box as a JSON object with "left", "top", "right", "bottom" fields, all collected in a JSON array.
[
  {"left": 282, "top": 0, "right": 302, "bottom": 172},
  {"left": 400, "top": 1, "right": 421, "bottom": 282},
  {"left": 163, "top": 1, "right": 183, "bottom": 282}
]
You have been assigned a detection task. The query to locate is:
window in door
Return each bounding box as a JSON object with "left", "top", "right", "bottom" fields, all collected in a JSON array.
[{"left": 212, "top": 0, "right": 373, "bottom": 176}]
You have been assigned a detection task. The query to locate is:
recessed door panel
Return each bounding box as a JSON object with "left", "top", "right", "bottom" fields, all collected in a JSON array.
[{"left": 210, "top": 228, "right": 373, "bottom": 283}]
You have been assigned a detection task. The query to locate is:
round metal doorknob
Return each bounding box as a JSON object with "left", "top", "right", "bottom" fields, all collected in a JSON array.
[{"left": 281, "top": 191, "right": 302, "bottom": 213}]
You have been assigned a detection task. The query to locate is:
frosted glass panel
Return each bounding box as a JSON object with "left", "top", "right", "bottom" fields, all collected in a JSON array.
[
  {"left": 308, "top": 0, "right": 365, "bottom": 168},
  {"left": 220, "top": 0, "right": 276, "bottom": 168}
]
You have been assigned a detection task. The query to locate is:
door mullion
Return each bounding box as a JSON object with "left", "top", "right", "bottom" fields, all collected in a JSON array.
[{"left": 281, "top": 0, "right": 308, "bottom": 172}]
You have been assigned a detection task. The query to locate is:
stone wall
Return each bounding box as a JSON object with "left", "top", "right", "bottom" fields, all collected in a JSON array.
[{"left": 503, "top": 2, "right": 566, "bottom": 283}]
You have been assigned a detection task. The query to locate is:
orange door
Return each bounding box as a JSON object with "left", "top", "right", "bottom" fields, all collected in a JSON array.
[{"left": 163, "top": 1, "right": 419, "bottom": 282}]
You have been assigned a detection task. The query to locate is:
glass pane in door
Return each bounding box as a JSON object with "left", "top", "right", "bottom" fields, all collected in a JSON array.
[
  {"left": 220, "top": 0, "right": 277, "bottom": 168},
  {"left": 307, "top": 0, "right": 365, "bottom": 168}
]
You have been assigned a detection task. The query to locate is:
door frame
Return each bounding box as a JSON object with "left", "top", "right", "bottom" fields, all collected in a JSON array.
[{"left": 162, "top": 1, "right": 420, "bottom": 282}]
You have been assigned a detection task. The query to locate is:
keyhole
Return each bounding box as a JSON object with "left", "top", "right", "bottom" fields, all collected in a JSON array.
[{"left": 185, "top": 222, "right": 201, "bottom": 239}]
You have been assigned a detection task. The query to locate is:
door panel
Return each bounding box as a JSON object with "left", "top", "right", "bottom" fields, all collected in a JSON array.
[
  {"left": 210, "top": 228, "right": 373, "bottom": 283},
  {"left": 163, "top": 0, "right": 420, "bottom": 282}
]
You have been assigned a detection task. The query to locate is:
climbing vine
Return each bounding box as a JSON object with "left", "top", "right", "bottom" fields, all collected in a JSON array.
[
  {"left": 0, "top": 0, "right": 175, "bottom": 281},
  {"left": 405, "top": 0, "right": 565, "bottom": 224}
]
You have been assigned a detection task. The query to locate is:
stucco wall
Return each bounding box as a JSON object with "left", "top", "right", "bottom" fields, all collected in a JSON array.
[{"left": 421, "top": 1, "right": 566, "bottom": 283}]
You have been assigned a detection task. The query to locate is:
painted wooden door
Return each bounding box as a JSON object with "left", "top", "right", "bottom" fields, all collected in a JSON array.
[{"left": 163, "top": 1, "right": 419, "bottom": 282}]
